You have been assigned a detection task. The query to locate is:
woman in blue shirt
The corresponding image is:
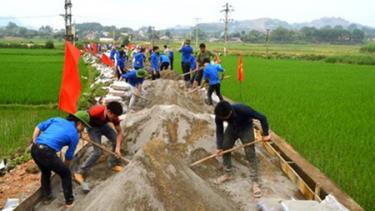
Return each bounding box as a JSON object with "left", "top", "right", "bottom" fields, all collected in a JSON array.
[{"left": 30, "top": 111, "right": 90, "bottom": 208}]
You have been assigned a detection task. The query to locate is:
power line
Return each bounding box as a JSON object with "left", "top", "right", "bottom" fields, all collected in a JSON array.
[
  {"left": 0, "top": 15, "right": 59, "bottom": 20},
  {"left": 220, "top": 2, "right": 234, "bottom": 56}
]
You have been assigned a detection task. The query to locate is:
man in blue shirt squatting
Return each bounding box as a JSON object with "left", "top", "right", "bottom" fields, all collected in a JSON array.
[
  {"left": 214, "top": 101, "right": 271, "bottom": 198},
  {"left": 30, "top": 111, "right": 91, "bottom": 208},
  {"left": 150, "top": 46, "right": 161, "bottom": 80},
  {"left": 122, "top": 68, "right": 147, "bottom": 111},
  {"left": 200, "top": 58, "right": 224, "bottom": 105},
  {"left": 179, "top": 39, "right": 193, "bottom": 83},
  {"left": 133, "top": 47, "right": 146, "bottom": 70}
]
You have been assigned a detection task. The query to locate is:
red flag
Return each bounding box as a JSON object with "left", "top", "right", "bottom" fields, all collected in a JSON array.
[
  {"left": 92, "top": 42, "right": 97, "bottom": 56},
  {"left": 101, "top": 53, "right": 114, "bottom": 66},
  {"left": 127, "top": 43, "right": 134, "bottom": 50},
  {"left": 237, "top": 54, "right": 244, "bottom": 82},
  {"left": 58, "top": 41, "right": 81, "bottom": 114}
]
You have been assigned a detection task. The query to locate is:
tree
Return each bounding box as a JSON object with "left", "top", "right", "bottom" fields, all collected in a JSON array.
[
  {"left": 270, "top": 27, "right": 295, "bottom": 43},
  {"left": 45, "top": 40, "right": 55, "bottom": 49},
  {"left": 165, "top": 30, "right": 172, "bottom": 39},
  {"left": 351, "top": 29, "right": 365, "bottom": 43}
]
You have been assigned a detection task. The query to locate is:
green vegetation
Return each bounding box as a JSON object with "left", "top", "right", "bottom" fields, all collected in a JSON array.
[
  {"left": 217, "top": 56, "right": 374, "bottom": 209},
  {"left": 0, "top": 47, "right": 89, "bottom": 159},
  {"left": 0, "top": 106, "right": 62, "bottom": 157},
  {"left": 0, "top": 48, "right": 88, "bottom": 104},
  {"left": 360, "top": 43, "right": 375, "bottom": 53}
]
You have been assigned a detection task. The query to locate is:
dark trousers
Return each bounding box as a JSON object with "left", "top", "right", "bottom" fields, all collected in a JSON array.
[
  {"left": 169, "top": 57, "right": 174, "bottom": 70},
  {"left": 79, "top": 124, "right": 119, "bottom": 173},
  {"left": 223, "top": 126, "right": 258, "bottom": 182},
  {"left": 152, "top": 71, "right": 161, "bottom": 80},
  {"left": 191, "top": 68, "right": 204, "bottom": 85},
  {"left": 116, "top": 66, "right": 124, "bottom": 80},
  {"left": 181, "top": 62, "right": 191, "bottom": 81},
  {"left": 207, "top": 83, "right": 224, "bottom": 104},
  {"left": 31, "top": 144, "right": 74, "bottom": 204},
  {"left": 160, "top": 62, "right": 169, "bottom": 70}
]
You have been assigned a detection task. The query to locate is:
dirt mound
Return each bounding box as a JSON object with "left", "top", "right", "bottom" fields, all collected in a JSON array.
[
  {"left": 33, "top": 76, "right": 301, "bottom": 211},
  {"left": 140, "top": 79, "right": 212, "bottom": 113}
]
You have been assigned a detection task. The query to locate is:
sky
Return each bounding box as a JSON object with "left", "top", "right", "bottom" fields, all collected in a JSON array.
[{"left": 0, "top": 0, "right": 374, "bottom": 29}]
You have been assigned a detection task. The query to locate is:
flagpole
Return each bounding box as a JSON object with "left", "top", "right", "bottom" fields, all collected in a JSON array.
[{"left": 240, "top": 81, "right": 243, "bottom": 102}]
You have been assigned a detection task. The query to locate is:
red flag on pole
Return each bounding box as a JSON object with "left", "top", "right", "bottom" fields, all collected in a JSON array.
[
  {"left": 237, "top": 54, "right": 244, "bottom": 82},
  {"left": 101, "top": 53, "right": 114, "bottom": 66},
  {"left": 92, "top": 42, "right": 97, "bottom": 56},
  {"left": 58, "top": 41, "right": 81, "bottom": 114},
  {"left": 128, "top": 43, "right": 134, "bottom": 50}
]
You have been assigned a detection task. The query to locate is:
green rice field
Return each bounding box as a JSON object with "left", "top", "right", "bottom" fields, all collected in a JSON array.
[{"left": 0, "top": 48, "right": 88, "bottom": 158}]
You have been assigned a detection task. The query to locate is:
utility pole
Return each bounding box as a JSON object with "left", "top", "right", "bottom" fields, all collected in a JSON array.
[
  {"left": 266, "top": 29, "right": 270, "bottom": 57},
  {"left": 63, "top": 0, "right": 73, "bottom": 42},
  {"left": 194, "top": 18, "right": 201, "bottom": 49},
  {"left": 221, "top": 2, "right": 234, "bottom": 56}
]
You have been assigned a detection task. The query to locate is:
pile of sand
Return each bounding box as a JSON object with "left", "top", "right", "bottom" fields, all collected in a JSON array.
[{"left": 33, "top": 60, "right": 301, "bottom": 211}]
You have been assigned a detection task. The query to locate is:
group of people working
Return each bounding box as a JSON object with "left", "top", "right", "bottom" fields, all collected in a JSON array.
[{"left": 29, "top": 41, "right": 271, "bottom": 208}]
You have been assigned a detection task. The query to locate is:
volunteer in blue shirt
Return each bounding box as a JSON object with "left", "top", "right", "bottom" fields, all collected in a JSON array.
[
  {"left": 179, "top": 39, "right": 193, "bottom": 81},
  {"left": 214, "top": 101, "right": 271, "bottom": 198},
  {"left": 160, "top": 54, "right": 170, "bottom": 70},
  {"left": 116, "top": 50, "right": 127, "bottom": 80},
  {"left": 164, "top": 45, "right": 174, "bottom": 70},
  {"left": 189, "top": 55, "right": 197, "bottom": 84},
  {"left": 150, "top": 46, "right": 160, "bottom": 80},
  {"left": 122, "top": 69, "right": 147, "bottom": 110},
  {"left": 109, "top": 46, "right": 116, "bottom": 61},
  {"left": 201, "top": 58, "right": 224, "bottom": 105},
  {"left": 30, "top": 111, "right": 91, "bottom": 208},
  {"left": 133, "top": 47, "right": 146, "bottom": 70}
]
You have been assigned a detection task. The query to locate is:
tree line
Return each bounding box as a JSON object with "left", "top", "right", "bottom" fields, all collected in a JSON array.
[{"left": 231, "top": 26, "right": 367, "bottom": 44}]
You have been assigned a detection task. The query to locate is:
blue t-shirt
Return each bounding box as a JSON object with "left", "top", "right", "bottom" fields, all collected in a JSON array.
[
  {"left": 169, "top": 51, "right": 174, "bottom": 59},
  {"left": 203, "top": 63, "right": 224, "bottom": 85},
  {"left": 160, "top": 55, "right": 170, "bottom": 64},
  {"left": 133, "top": 52, "right": 145, "bottom": 69},
  {"left": 189, "top": 56, "right": 197, "bottom": 70},
  {"left": 35, "top": 117, "right": 79, "bottom": 160},
  {"left": 122, "top": 70, "right": 144, "bottom": 87},
  {"left": 110, "top": 49, "right": 116, "bottom": 60},
  {"left": 117, "top": 56, "right": 126, "bottom": 69},
  {"left": 179, "top": 45, "right": 193, "bottom": 63},
  {"left": 150, "top": 52, "right": 160, "bottom": 71}
]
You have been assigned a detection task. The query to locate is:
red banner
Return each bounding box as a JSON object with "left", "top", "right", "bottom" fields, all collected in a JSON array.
[{"left": 58, "top": 41, "right": 81, "bottom": 114}]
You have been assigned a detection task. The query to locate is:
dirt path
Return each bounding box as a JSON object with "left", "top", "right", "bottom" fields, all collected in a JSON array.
[{"left": 0, "top": 160, "right": 40, "bottom": 209}]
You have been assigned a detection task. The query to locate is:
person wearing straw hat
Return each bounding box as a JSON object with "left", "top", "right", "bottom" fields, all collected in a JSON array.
[
  {"left": 214, "top": 101, "right": 271, "bottom": 198},
  {"left": 30, "top": 111, "right": 91, "bottom": 208},
  {"left": 122, "top": 68, "right": 147, "bottom": 111}
]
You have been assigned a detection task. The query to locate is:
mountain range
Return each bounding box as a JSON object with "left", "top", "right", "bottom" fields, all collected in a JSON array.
[
  {"left": 0, "top": 16, "right": 373, "bottom": 33},
  {"left": 177, "top": 17, "right": 373, "bottom": 33}
]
